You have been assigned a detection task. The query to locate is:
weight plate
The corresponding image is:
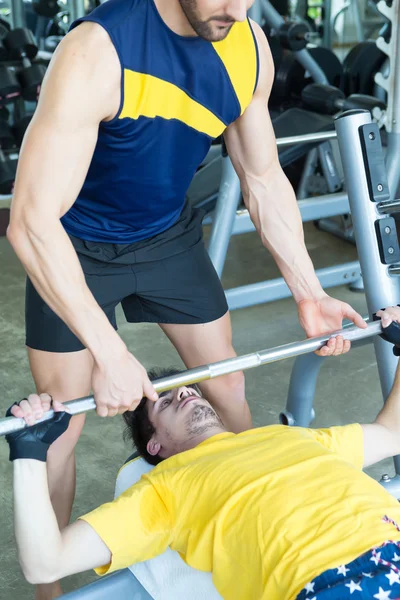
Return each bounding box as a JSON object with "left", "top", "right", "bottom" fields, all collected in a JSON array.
[
  {"left": 270, "top": 46, "right": 343, "bottom": 109},
  {"left": 343, "top": 41, "right": 386, "bottom": 96},
  {"left": 307, "top": 47, "right": 344, "bottom": 89}
]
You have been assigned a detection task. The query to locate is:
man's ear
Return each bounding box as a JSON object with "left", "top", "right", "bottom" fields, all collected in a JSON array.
[{"left": 147, "top": 437, "right": 161, "bottom": 457}]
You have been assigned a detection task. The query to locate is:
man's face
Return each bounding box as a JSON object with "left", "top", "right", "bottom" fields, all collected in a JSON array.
[
  {"left": 147, "top": 385, "right": 223, "bottom": 459},
  {"left": 178, "top": 0, "right": 255, "bottom": 42}
]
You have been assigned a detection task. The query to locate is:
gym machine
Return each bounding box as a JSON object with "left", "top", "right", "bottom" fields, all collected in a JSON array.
[
  {"left": 283, "top": 0, "right": 400, "bottom": 499},
  {"left": 284, "top": 107, "right": 400, "bottom": 495}
]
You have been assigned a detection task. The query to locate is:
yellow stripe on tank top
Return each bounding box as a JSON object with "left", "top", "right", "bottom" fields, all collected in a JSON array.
[
  {"left": 212, "top": 20, "right": 258, "bottom": 116},
  {"left": 119, "top": 70, "right": 226, "bottom": 138}
]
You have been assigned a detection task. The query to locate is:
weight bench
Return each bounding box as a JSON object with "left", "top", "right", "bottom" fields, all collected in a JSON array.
[{"left": 60, "top": 569, "right": 152, "bottom": 599}]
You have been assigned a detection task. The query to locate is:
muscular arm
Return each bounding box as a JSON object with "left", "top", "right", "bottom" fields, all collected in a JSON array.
[
  {"left": 7, "top": 22, "right": 126, "bottom": 362},
  {"left": 7, "top": 23, "right": 157, "bottom": 411},
  {"left": 223, "top": 22, "right": 323, "bottom": 304}
]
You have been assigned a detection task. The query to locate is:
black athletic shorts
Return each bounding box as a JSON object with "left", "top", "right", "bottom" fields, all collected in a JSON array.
[{"left": 25, "top": 204, "right": 228, "bottom": 353}]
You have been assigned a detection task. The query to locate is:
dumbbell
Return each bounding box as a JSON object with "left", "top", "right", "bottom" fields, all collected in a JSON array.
[
  {"left": 4, "top": 28, "right": 46, "bottom": 102},
  {"left": 301, "top": 83, "right": 386, "bottom": 115},
  {"left": 277, "top": 21, "right": 318, "bottom": 52},
  {"left": 0, "top": 120, "right": 17, "bottom": 194}
]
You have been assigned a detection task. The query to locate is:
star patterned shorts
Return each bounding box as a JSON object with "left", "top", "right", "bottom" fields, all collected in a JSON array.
[{"left": 297, "top": 518, "right": 400, "bottom": 600}]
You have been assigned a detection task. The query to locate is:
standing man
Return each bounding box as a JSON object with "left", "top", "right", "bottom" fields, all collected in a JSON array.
[{"left": 7, "top": 1, "right": 365, "bottom": 598}]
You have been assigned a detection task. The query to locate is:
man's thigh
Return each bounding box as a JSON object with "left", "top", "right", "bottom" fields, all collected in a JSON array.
[
  {"left": 159, "top": 312, "right": 250, "bottom": 431},
  {"left": 121, "top": 240, "right": 228, "bottom": 325}
]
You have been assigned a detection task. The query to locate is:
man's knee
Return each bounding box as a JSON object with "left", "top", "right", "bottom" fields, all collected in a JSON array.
[
  {"left": 202, "top": 369, "right": 246, "bottom": 403},
  {"left": 219, "top": 370, "right": 245, "bottom": 398}
]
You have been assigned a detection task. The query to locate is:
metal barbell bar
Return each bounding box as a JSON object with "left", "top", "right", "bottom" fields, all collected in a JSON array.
[{"left": 0, "top": 320, "right": 385, "bottom": 437}]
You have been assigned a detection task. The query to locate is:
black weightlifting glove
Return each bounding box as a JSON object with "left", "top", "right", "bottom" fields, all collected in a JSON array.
[
  {"left": 5, "top": 403, "right": 72, "bottom": 462},
  {"left": 374, "top": 307, "right": 400, "bottom": 356}
]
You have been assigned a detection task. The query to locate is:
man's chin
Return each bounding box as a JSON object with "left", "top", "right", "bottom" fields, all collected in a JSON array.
[
  {"left": 186, "top": 403, "right": 218, "bottom": 425},
  {"left": 197, "top": 23, "right": 233, "bottom": 42}
]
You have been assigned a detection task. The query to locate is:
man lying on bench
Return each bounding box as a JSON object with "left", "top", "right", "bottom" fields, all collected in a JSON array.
[{"left": 7, "top": 306, "right": 400, "bottom": 600}]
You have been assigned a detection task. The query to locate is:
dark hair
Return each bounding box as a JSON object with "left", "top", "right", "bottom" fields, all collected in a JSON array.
[{"left": 123, "top": 367, "right": 200, "bottom": 465}]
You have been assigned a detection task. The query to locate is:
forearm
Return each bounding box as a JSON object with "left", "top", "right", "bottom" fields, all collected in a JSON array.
[
  {"left": 14, "top": 460, "right": 61, "bottom": 583},
  {"left": 375, "top": 359, "right": 400, "bottom": 432},
  {"left": 243, "top": 163, "right": 324, "bottom": 303},
  {"left": 7, "top": 215, "right": 126, "bottom": 360}
]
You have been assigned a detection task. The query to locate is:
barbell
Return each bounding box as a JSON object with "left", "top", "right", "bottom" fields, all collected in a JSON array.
[{"left": 0, "top": 319, "right": 392, "bottom": 437}]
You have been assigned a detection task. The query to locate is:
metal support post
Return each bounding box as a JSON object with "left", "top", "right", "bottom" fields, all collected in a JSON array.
[
  {"left": 69, "top": 0, "right": 86, "bottom": 23},
  {"left": 207, "top": 157, "right": 241, "bottom": 278},
  {"left": 281, "top": 353, "right": 322, "bottom": 427},
  {"left": 10, "top": 0, "right": 26, "bottom": 29},
  {"left": 248, "top": 0, "right": 263, "bottom": 24},
  {"left": 335, "top": 110, "right": 400, "bottom": 481}
]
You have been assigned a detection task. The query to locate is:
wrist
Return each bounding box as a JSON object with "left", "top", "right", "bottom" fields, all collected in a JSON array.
[
  {"left": 9, "top": 440, "right": 49, "bottom": 462},
  {"left": 13, "top": 458, "right": 48, "bottom": 474},
  {"left": 294, "top": 287, "right": 327, "bottom": 305},
  {"left": 88, "top": 330, "right": 128, "bottom": 365}
]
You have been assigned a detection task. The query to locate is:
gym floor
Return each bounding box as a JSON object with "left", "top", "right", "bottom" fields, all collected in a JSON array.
[{"left": 0, "top": 219, "right": 394, "bottom": 598}]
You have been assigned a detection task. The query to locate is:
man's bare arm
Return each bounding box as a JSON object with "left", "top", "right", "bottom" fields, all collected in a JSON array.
[
  {"left": 223, "top": 22, "right": 323, "bottom": 304},
  {"left": 7, "top": 23, "right": 157, "bottom": 414},
  {"left": 223, "top": 21, "right": 365, "bottom": 350},
  {"left": 14, "top": 459, "right": 111, "bottom": 584}
]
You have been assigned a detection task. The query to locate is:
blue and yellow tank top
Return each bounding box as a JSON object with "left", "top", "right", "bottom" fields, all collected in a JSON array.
[{"left": 61, "top": 0, "right": 259, "bottom": 243}]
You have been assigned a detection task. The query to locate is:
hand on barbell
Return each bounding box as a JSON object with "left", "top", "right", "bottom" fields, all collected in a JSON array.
[
  {"left": 6, "top": 395, "right": 71, "bottom": 462},
  {"left": 298, "top": 295, "right": 367, "bottom": 357},
  {"left": 91, "top": 348, "right": 158, "bottom": 418},
  {"left": 376, "top": 306, "right": 400, "bottom": 327},
  {"left": 9, "top": 393, "right": 57, "bottom": 426}
]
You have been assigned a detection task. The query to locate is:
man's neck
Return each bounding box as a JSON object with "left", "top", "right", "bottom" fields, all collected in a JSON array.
[
  {"left": 153, "top": 0, "right": 198, "bottom": 37},
  {"left": 182, "top": 426, "right": 229, "bottom": 452}
]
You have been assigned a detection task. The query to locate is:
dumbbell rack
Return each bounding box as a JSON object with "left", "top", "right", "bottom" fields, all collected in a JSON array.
[{"left": 0, "top": 28, "right": 49, "bottom": 197}]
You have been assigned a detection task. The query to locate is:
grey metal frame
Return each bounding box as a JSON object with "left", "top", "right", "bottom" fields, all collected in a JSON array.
[
  {"left": 10, "top": 0, "right": 26, "bottom": 29},
  {"left": 60, "top": 570, "right": 152, "bottom": 599},
  {"left": 207, "top": 148, "right": 358, "bottom": 308}
]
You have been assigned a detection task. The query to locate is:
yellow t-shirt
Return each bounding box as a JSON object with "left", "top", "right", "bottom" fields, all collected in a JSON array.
[{"left": 80, "top": 424, "right": 400, "bottom": 599}]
